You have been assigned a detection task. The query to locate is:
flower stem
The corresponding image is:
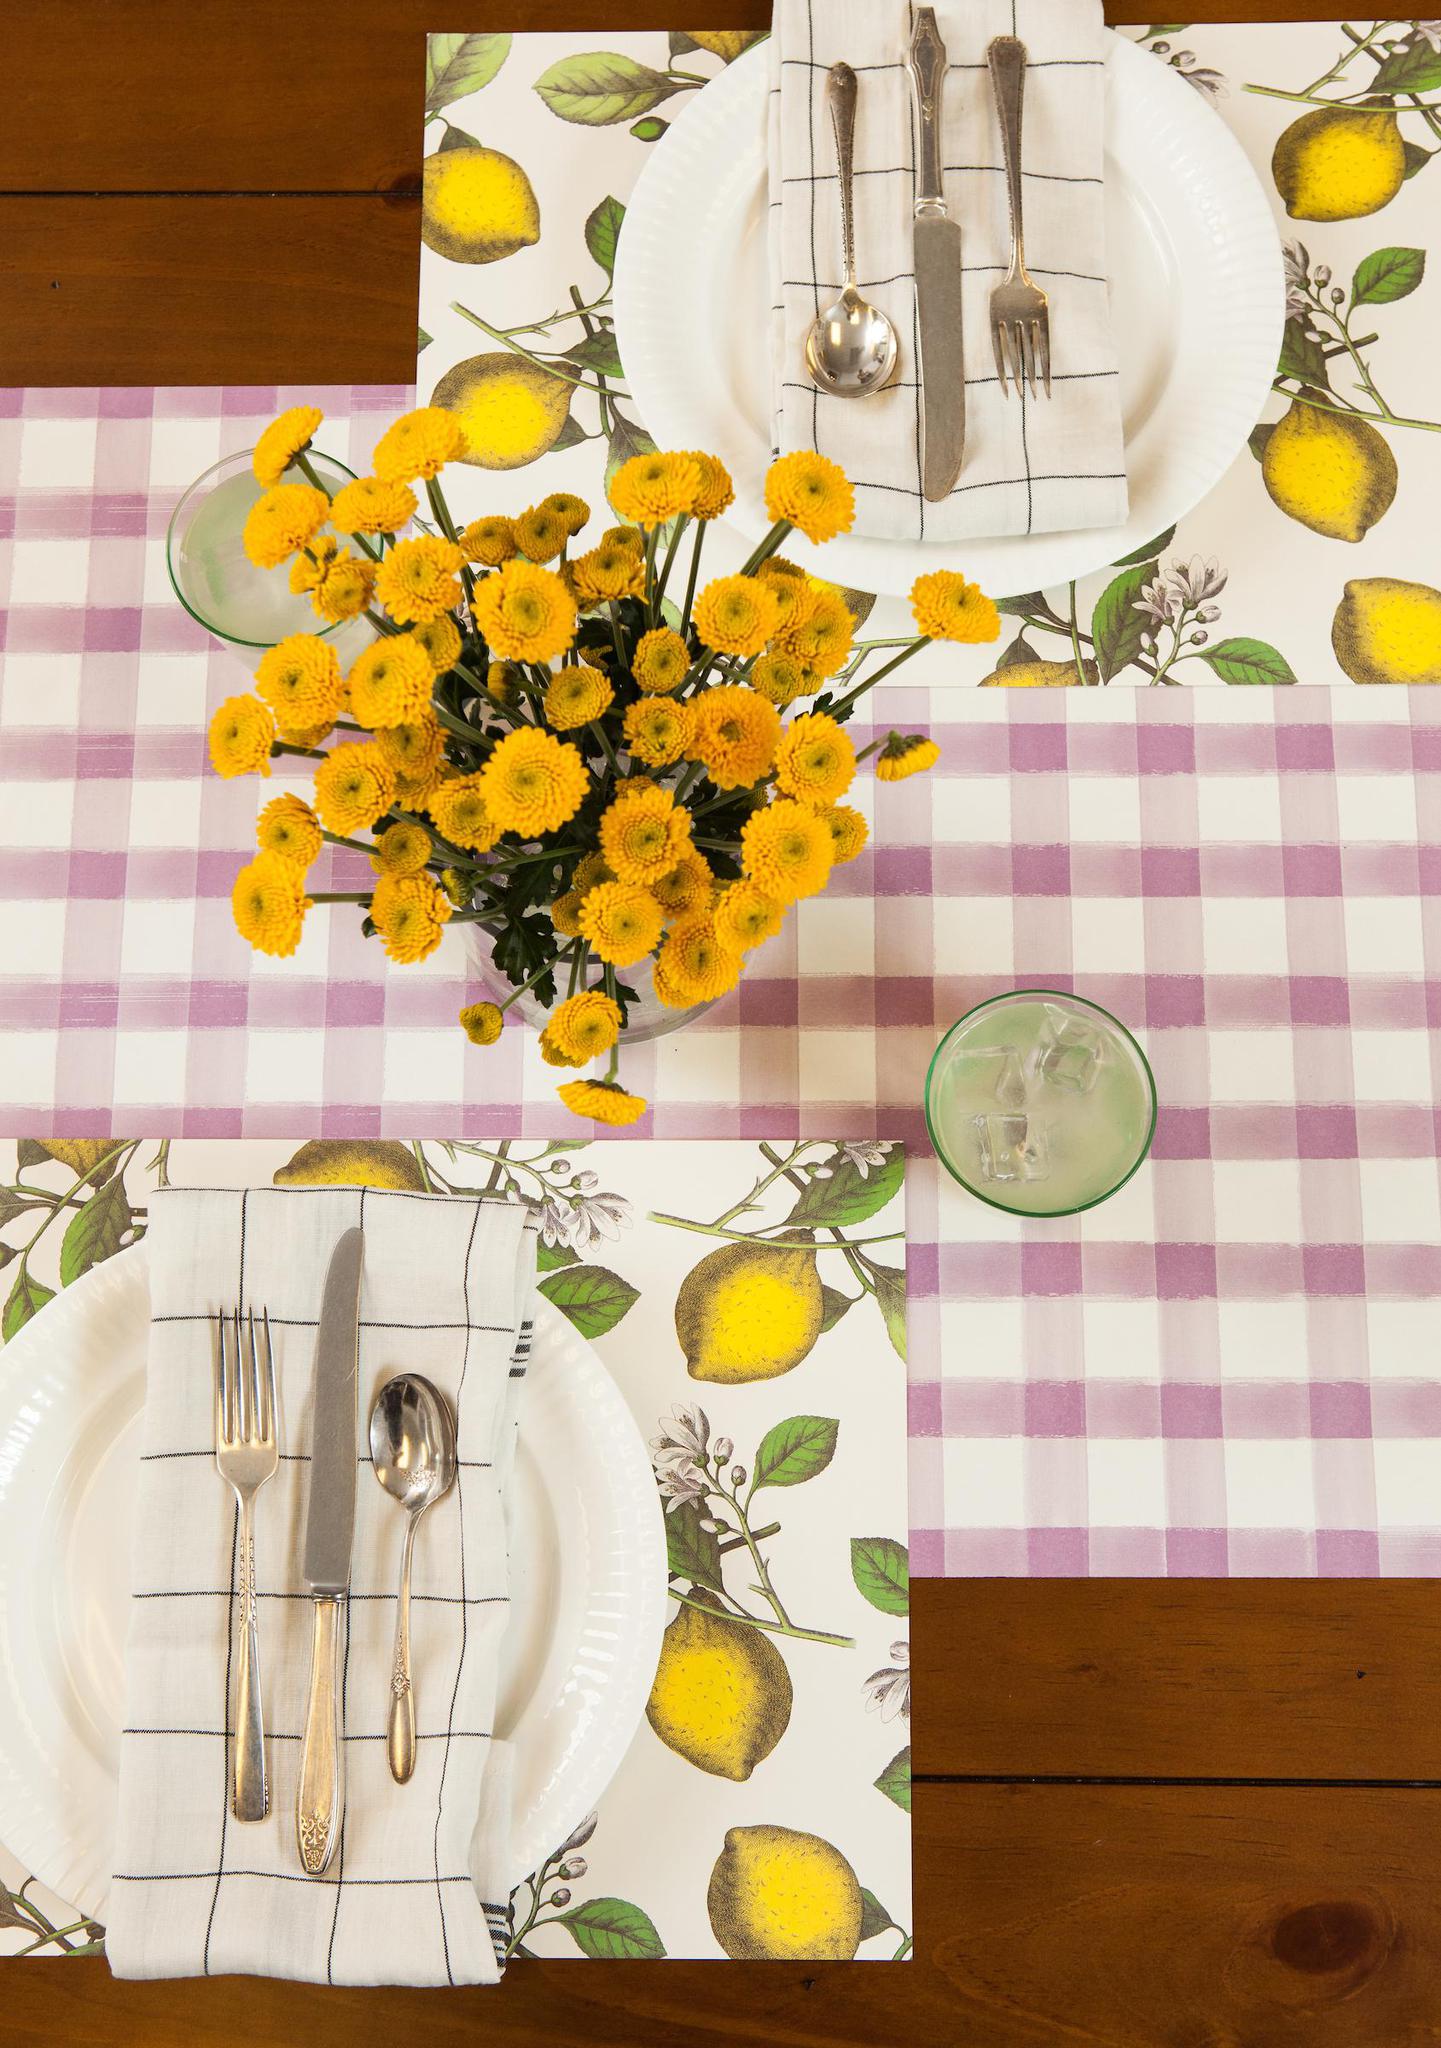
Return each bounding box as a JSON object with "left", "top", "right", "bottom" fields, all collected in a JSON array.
[
  {"left": 666, "top": 1586, "right": 853, "bottom": 1648},
  {"left": 828, "top": 638, "right": 929, "bottom": 719},
  {"left": 681, "top": 521, "right": 707, "bottom": 635},
  {"left": 449, "top": 304, "right": 613, "bottom": 394}
]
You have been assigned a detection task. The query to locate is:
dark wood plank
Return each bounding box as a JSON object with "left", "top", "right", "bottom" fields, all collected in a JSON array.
[{"left": 5, "top": 1783, "right": 1439, "bottom": 2046}]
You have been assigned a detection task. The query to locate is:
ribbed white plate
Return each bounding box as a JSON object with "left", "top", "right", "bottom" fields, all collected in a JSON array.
[
  {"left": 614, "top": 34, "right": 1283, "bottom": 599},
  {"left": 0, "top": 1246, "right": 666, "bottom": 1922}
]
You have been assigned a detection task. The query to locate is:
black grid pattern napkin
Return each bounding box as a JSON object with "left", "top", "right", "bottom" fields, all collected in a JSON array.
[
  {"left": 105, "top": 1184, "right": 538, "bottom": 1986},
  {"left": 768, "top": 0, "right": 1128, "bottom": 541}
]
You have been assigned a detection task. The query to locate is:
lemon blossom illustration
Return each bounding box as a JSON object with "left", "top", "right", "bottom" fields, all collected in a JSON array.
[{"left": 503, "top": 1813, "right": 664, "bottom": 1960}]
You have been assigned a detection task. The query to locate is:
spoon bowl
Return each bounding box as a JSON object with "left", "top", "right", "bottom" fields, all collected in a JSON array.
[
  {"left": 370, "top": 1373, "right": 458, "bottom": 1782},
  {"left": 805, "top": 287, "right": 901, "bottom": 398}
]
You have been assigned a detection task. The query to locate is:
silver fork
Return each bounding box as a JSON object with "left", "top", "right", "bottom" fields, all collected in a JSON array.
[
  {"left": 987, "top": 36, "right": 1052, "bottom": 400},
  {"left": 214, "top": 1308, "right": 279, "bottom": 1823}
]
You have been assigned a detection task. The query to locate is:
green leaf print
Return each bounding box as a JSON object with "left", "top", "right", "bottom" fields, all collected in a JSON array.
[
  {"left": 1090, "top": 561, "right": 1158, "bottom": 682},
  {"left": 818, "top": 1283, "right": 854, "bottom": 1333},
  {"left": 537, "top": 1263, "right": 639, "bottom": 1338},
  {"left": 558, "top": 1896, "right": 666, "bottom": 1959},
  {"left": 874, "top": 1745, "right": 912, "bottom": 1813},
  {"left": 3, "top": 1268, "right": 54, "bottom": 1342},
  {"left": 1351, "top": 246, "right": 1426, "bottom": 308},
  {"left": 59, "top": 1176, "right": 132, "bottom": 1286},
  {"left": 1201, "top": 637, "right": 1298, "bottom": 686},
  {"left": 784, "top": 1149, "right": 904, "bottom": 1230},
  {"left": 851, "top": 1536, "right": 910, "bottom": 1617},
  {"left": 1110, "top": 524, "right": 1175, "bottom": 568},
  {"left": 1276, "top": 319, "right": 1331, "bottom": 390},
  {"left": 584, "top": 194, "right": 626, "bottom": 277},
  {"left": 534, "top": 53, "right": 684, "bottom": 127},
  {"left": 858, "top": 1887, "right": 900, "bottom": 1941},
  {"left": 425, "top": 32, "right": 512, "bottom": 116},
  {"left": 751, "top": 1415, "right": 840, "bottom": 1492},
  {"left": 868, "top": 1263, "right": 908, "bottom": 1363},
  {"left": 665, "top": 1499, "right": 725, "bottom": 1592},
  {"left": 1370, "top": 43, "right": 1441, "bottom": 96}
]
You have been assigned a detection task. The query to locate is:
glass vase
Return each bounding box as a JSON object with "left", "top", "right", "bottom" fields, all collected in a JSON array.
[{"left": 463, "top": 922, "right": 712, "bottom": 1044}]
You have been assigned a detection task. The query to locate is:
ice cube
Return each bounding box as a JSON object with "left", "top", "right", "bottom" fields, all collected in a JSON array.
[
  {"left": 1036, "top": 1012, "right": 1105, "bottom": 1095},
  {"left": 972, "top": 1114, "right": 1050, "bottom": 1183},
  {"left": 993, "top": 1049, "right": 1028, "bottom": 1110}
]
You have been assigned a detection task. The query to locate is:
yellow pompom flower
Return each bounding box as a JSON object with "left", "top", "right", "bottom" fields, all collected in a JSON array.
[
  {"left": 242, "top": 483, "right": 330, "bottom": 570},
  {"left": 232, "top": 853, "right": 310, "bottom": 956},
  {"left": 821, "top": 802, "right": 869, "bottom": 864},
  {"left": 688, "top": 683, "right": 781, "bottom": 790},
  {"left": 687, "top": 451, "right": 735, "bottom": 521},
  {"left": 375, "top": 712, "right": 444, "bottom": 781},
  {"left": 544, "top": 667, "right": 613, "bottom": 730},
  {"left": 370, "top": 819, "right": 432, "bottom": 877},
  {"left": 514, "top": 502, "right": 569, "bottom": 564},
  {"left": 544, "top": 492, "right": 591, "bottom": 538},
  {"left": 301, "top": 547, "right": 377, "bottom": 624},
  {"left": 461, "top": 515, "right": 517, "bottom": 567},
  {"left": 876, "top": 733, "right": 941, "bottom": 782},
  {"left": 460, "top": 1002, "right": 504, "bottom": 1046},
  {"left": 692, "top": 575, "right": 781, "bottom": 658},
  {"left": 775, "top": 710, "right": 855, "bottom": 808},
  {"left": 600, "top": 525, "right": 645, "bottom": 556},
  {"left": 623, "top": 696, "right": 690, "bottom": 768},
  {"left": 348, "top": 634, "right": 435, "bottom": 729},
  {"left": 209, "top": 695, "right": 276, "bottom": 779},
  {"left": 275, "top": 719, "right": 334, "bottom": 750},
  {"left": 774, "top": 585, "right": 855, "bottom": 680},
  {"left": 539, "top": 1026, "right": 584, "bottom": 1069},
  {"left": 427, "top": 773, "right": 500, "bottom": 854},
  {"left": 740, "top": 797, "right": 834, "bottom": 902},
  {"left": 375, "top": 535, "right": 465, "bottom": 626},
  {"left": 609, "top": 450, "right": 701, "bottom": 527},
  {"left": 764, "top": 450, "right": 855, "bottom": 544},
  {"left": 439, "top": 867, "right": 471, "bottom": 909},
  {"left": 254, "top": 634, "right": 345, "bottom": 731},
  {"left": 329, "top": 475, "right": 418, "bottom": 537},
  {"left": 910, "top": 570, "right": 1000, "bottom": 644},
  {"left": 412, "top": 614, "right": 462, "bottom": 673},
  {"left": 651, "top": 850, "right": 713, "bottom": 922},
  {"left": 474, "top": 560, "right": 577, "bottom": 665},
  {"left": 631, "top": 627, "right": 690, "bottom": 695},
  {"left": 370, "top": 872, "right": 453, "bottom": 965},
  {"left": 550, "top": 889, "right": 585, "bottom": 937},
  {"left": 548, "top": 989, "right": 623, "bottom": 1063},
  {"left": 571, "top": 540, "right": 646, "bottom": 609},
  {"left": 373, "top": 405, "right": 468, "bottom": 483},
  {"left": 748, "top": 652, "right": 804, "bottom": 708},
  {"left": 599, "top": 786, "right": 693, "bottom": 885},
  {"left": 312, "top": 742, "right": 397, "bottom": 835},
  {"left": 756, "top": 566, "right": 816, "bottom": 636},
  {"left": 557, "top": 1078, "right": 648, "bottom": 1126},
  {"left": 577, "top": 880, "right": 665, "bottom": 967},
  {"left": 479, "top": 728, "right": 588, "bottom": 838},
  {"left": 256, "top": 792, "right": 322, "bottom": 868},
  {"left": 485, "top": 662, "right": 521, "bottom": 708},
  {"left": 714, "top": 880, "right": 785, "bottom": 952},
  {"left": 654, "top": 912, "right": 742, "bottom": 1007},
  {"left": 252, "top": 406, "right": 325, "bottom": 489},
  {"left": 573, "top": 850, "right": 614, "bottom": 895}
]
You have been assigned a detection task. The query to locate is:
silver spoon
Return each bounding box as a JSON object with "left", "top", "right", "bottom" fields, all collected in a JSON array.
[
  {"left": 370, "top": 1373, "right": 458, "bottom": 1784},
  {"left": 804, "top": 62, "right": 900, "bottom": 399}
]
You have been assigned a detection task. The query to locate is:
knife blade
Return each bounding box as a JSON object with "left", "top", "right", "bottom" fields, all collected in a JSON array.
[
  {"left": 908, "top": 8, "right": 966, "bottom": 500},
  {"left": 297, "top": 1224, "right": 363, "bottom": 1876}
]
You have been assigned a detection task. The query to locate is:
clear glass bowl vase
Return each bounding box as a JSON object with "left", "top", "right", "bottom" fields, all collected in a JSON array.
[{"left": 463, "top": 921, "right": 712, "bottom": 1043}]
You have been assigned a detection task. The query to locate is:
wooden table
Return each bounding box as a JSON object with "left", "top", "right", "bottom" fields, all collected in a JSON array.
[{"left": 4, "top": 5, "right": 1439, "bottom": 2043}]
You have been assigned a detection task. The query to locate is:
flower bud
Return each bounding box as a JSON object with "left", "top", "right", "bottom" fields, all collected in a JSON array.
[
  {"left": 560, "top": 1857, "right": 588, "bottom": 1881},
  {"left": 1190, "top": 629, "right": 1208, "bottom": 645},
  {"left": 714, "top": 1436, "right": 733, "bottom": 1464},
  {"left": 1313, "top": 264, "right": 1331, "bottom": 287},
  {"left": 550, "top": 1887, "right": 572, "bottom": 1908},
  {"left": 730, "top": 1464, "right": 747, "bottom": 1486}
]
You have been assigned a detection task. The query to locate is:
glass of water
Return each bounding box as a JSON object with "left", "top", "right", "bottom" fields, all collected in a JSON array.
[
  {"left": 924, "top": 989, "right": 1157, "bottom": 1216},
  {"left": 166, "top": 448, "right": 358, "bottom": 649}
]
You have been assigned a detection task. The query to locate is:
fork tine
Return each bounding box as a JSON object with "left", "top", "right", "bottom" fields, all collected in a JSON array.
[
  {"left": 244, "top": 1309, "right": 262, "bottom": 1445},
  {"left": 213, "top": 1313, "right": 228, "bottom": 1452},
  {"left": 991, "top": 320, "right": 1011, "bottom": 398},
  {"left": 233, "top": 1308, "right": 250, "bottom": 1444},
  {"left": 1019, "top": 321, "right": 1038, "bottom": 399},
  {"left": 1035, "top": 318, "right": 1052, "bottom": 397},
  {"left": 260, "top": 1308, "right": 276, "bottom": 1446}
]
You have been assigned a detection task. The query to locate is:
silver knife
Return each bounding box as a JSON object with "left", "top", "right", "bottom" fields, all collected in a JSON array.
[
  {"left": 297, "top": 1225, "right": 364, "bottom": 1877},
  {"left": 908, "top": 7, "right": 966, "bottom": 499}
]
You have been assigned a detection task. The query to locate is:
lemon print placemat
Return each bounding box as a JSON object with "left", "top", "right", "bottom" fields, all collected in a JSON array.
[
  {"left": 0, "top": 1136, "right": 912, "bottom": 1963},
  {"left": 416, "top": 23, "right": 1441, "bottom": 689}
]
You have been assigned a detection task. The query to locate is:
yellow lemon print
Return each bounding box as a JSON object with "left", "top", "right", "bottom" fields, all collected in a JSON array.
[
  {"left": 707, "top": 1824, "right": 864, "bottom": 1961},
  {"left": 979, "top": 657, "right": 1094, "bottom": 687},
  {"left": 273, "top": 1140, "right": 427, "bottom": 1190},
  {"left": 421, "top": 142, "right": 540, "bottom": 264},
  {"left": 646, "top": 1603, "right": 793, "bottom": 1780},
  {"left": 686, "top": 31, "right": 768, "bottom": 61},
  {"left": 675, "top": 1240, "right": 824, "bottom": 1383},
  {"left": 1272, "top": 108, "right": 1405, "bottom": 222},
  {"left": 1262, "top": 397, "right": 1397, "bottom": 542},
  {"left": 28, "top": 1139, "right": 125, "bottom": 1183},
  {"left": 432, "top": 352, "right": 574, "bottom": 471},
  {"left": 1332, "top": 578, "right": 1441, "bottom": 685}
]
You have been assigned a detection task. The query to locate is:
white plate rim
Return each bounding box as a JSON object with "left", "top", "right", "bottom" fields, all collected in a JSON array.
[
  {"left": 613, "top": 32, "right": 1284, "bottom": 599},
  {"left": 0, "top": 1243, "right": 666, "bottom": 1923}
]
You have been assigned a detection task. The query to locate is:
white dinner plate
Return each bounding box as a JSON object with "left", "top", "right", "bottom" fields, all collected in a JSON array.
[
  {"left": 614, "top": 35, "right": 1283, "bottom": 599},
  {"left": 0, "top": 1245, "right": 666, "bottom": 1923}
]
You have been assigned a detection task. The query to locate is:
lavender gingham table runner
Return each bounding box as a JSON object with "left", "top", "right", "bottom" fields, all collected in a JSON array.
[{"left": 2, "top": 386, "right": 1441, "bottom": 1576}]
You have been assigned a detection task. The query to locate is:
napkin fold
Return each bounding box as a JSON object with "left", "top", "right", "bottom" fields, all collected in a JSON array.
[
  {"left": 768, "top": 0, "right": 1128, "bottom": 542},
  {"left": 106, "top": 1184, "right": 538, "bottom": 1986}
]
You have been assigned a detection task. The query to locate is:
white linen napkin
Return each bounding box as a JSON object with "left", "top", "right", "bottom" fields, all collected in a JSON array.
[
  {"left": 768, "top": 0, "right": 1128, "bottom": 542},
  {"left": 105, "top": 1184, "right": 538, "bottom": 1986}
]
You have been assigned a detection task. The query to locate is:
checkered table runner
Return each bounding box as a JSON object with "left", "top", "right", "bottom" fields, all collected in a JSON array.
[{"left": 1, "top": 386, "right": 1439, "bottom": 1574}]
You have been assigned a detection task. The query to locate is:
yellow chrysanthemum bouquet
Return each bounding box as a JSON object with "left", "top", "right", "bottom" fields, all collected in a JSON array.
[{"left": 210, "top": 404, "right": 999, "bottom": 1125}]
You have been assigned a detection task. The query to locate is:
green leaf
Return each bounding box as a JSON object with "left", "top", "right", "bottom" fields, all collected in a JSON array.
[
  {"left": 537, "top": 1262, "right": 638, "bottom": 1339},
  {"left": 785, "top": 1148, "right": 904, "bottom": 1230},
  {"left": 1090, "top": 561, "right": 1157, "bottom": 683},
  {"left": 564, "top": 329, "right": 625, "bottom": 380},
  {"left": 998, "top": 631, "right": 1041, "bottom": 669},
  {"left": 0, "top": 1187, "right": 41, "bottom": 1228},
  {"left": 14, "top": 1140, "right": 48, "bottom": 1173},
  {"left": 669, "top": 29, "right": 701, "bottom": 57},
  {"left": 874, "top": 1745, "right": 911, "bottom": 1813},
  {"left": 752, "top": 1414, "right": 840, "bottom": 1492},
  {"left": 1402, "top": 139, "right": 1432, "bottom": 181},
  {"left": 1111, "top": 525, "right": 1175, "bottom": 568},
  {"left": 535, "top": 1239, "right": 579, "bottom": 1273},
  {"left": 59, "top": 1177, "right": 132, "bottom": 1287},
  {"left": 559, "top": 1896, "right": 665, "bottom": 1959},
  {"left": 1371, "top": 43, "right": 1441, "bottom": 95},
  {"left": 1248, "top": 422, "right": 1274, "bottom": 462},
  {"left": 994, "top": 590, "right": 1047, "bottom": 618},
  {"left": 417, "top": 325, "right": 432, "bottom": 354},
  {"left": 3, "top": 1268, "right": 54, "bottom": 1342},
  {"left": 1201, "top": 636, "right": 1297, "bottom": 687},
  {"left": 858, "top": 1887, "right": 899, "bottom": 1942},
  {"left": 851, "top": 1535, "right": 909, "bottom": 1616},
  {"left": 426, "top": 32, "right": 512, "bottom": 114},
  {"left": 584, "top": 194, "right": 626, "bottom": 278},
  {"left": 1277, "top": 318, "right": 1331, "bottom": 390},
  {"left": 605, "top": 414, "right": 657, "bottom": 511},
  {"left": 1352, "top": 246, "right": 1426, "bottom": 307},
  {"left": 664, "top": 1499, "right": 723, "bottom": 1591},
  {"left": 630, "top": 116, "right": 670, "bottom": 143},
  {"left": 436, "top": 123, "right": 481, "bottom": 154},
  {"left": 549, "top": 414, "right": 591, "bottom": 454},
  {"left": 534, "top": 52, "right": 684, "bottom": 126},
  {"left": 869, "top": 1263, "right": 908, "bottom": 1363},
  {"left": 818, "top": 1283, "right": 854, "bottom": 1334}
]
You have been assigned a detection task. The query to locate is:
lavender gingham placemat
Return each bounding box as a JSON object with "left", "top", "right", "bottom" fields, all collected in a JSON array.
[{"left": 2, "top": 386, "right": 1440, "bottom": 1576}]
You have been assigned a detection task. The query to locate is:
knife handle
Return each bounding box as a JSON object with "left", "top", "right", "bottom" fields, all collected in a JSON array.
[
  {"left": 908, "top": 7, "right": 947, "bottom": 210},
  {"left": 297, "top": 1595, "right": 344, "bottom": 1876}
]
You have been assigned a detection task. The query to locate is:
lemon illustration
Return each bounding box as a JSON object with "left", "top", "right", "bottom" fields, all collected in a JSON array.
[
  {"left": 675, "top": 1239, "right": 824, "bottom": 1384},
  {"left": 1261, "top": 395, "right": 1396, "bottom": 542},
  {"left": 980, "top": 657, "right": 1094, "bottom": 687},
  {"left": 1332, "top": 578, "right": 1441, "bottom": 685},
  {"left": 1272, "top": 108, "right": 1405, "bottom": 222},
  {"left": 274, "top": 1140, "right": 426, "bottom": 1190},
  {"left": 432, "top": 352, "right": 574, "bottom": 470},
  {"left": 421, "top": 142, "right": 540, "bottom": 264},
  {"left": 31, "top": 1139, "right": 125, "bottom": 1182},
  {"left": 646, "top": 1603, "right": 793, "bottom": 1780},
  {"left": 707, "top": 1825, "right": 864, "bottom": 1961},
  {"left": 686, "top": 31, "right": 767, "bottom": 61}
]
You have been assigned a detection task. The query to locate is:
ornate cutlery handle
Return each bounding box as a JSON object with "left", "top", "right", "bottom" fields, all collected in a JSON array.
[
  {"left": 988, "top": 36, "right": 1029, "bottom": 278},
  {"left": 232, "top": 1494, "right": 268, "bottom": 1822},
  {"left": 909, "top": 8, "right": 947, "bottom": 212},
  {"left": 387, "top": 1512, "right": 419, "bottom": 1785},
  {"left": 297, "top": 1595, "right": 344, "bottom": 1875},
  {"left": 827, "top": 63, "right": 859, "bottom": 290}
]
